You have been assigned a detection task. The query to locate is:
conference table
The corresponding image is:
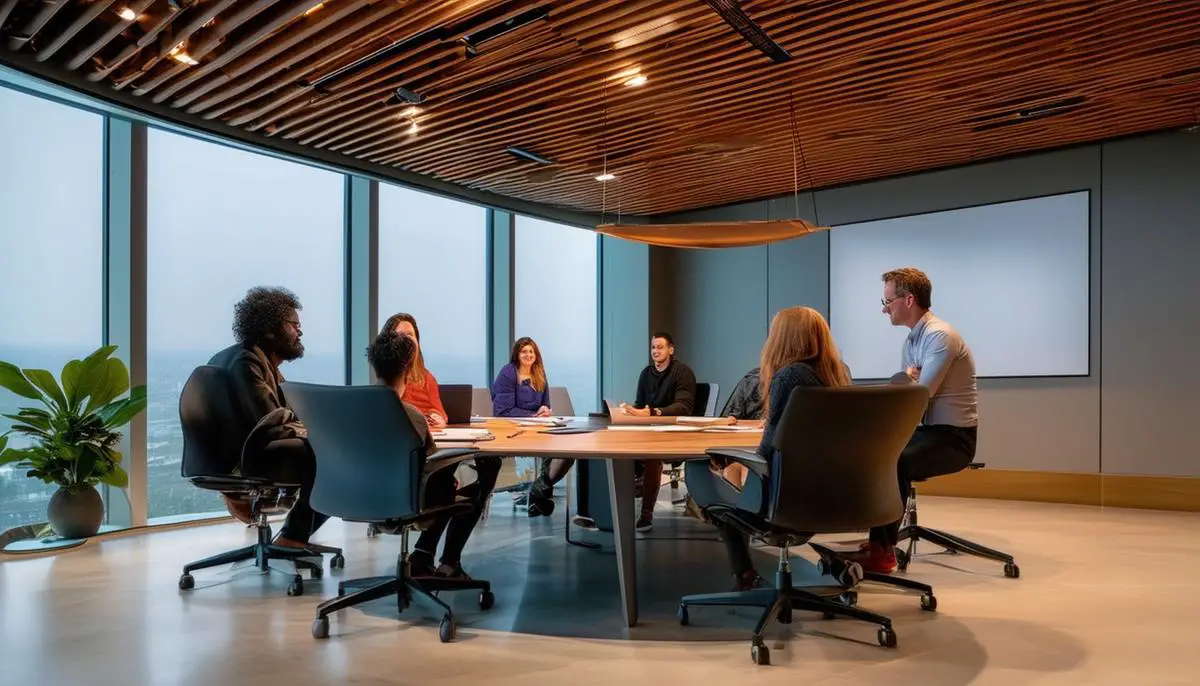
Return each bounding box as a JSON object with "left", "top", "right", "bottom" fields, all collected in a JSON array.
[{"left": 443, "top": 416, "right": 763, "bottom": 628}]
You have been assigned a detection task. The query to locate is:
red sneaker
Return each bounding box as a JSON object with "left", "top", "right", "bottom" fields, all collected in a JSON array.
[{"left": 843, "top": 542, "right": 897, "bottom": 574}]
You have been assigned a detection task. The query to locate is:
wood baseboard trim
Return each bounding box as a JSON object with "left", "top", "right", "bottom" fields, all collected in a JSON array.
[{"left": 916, "top": 469, "right": 1200, "bottom": 512}]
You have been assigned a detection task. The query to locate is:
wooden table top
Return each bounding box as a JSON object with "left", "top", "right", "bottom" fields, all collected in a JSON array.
[{"left": 441, "top": 417, "right": 763, "bottom": 459}]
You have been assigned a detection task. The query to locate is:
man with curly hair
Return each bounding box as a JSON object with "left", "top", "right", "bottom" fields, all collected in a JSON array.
[{"left": 208, "top": 286, "right": 327, "bottom": 548}]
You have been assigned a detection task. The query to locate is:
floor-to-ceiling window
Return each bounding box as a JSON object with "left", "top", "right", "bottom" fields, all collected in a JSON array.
[
  {"left": 0, "top": 86, "right": 104, "bottom": 532},
  {"left": 377, "top": 183, "right": 488, "bottom": 386},
  {"left": 514, "top": 216, "right": 599, "bottom": 413},
  {"left": 145, "top": 129, "right": 345, "bottom": 521}
]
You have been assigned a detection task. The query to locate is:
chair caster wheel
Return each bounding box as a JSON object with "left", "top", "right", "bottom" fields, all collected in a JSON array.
[
  {"left": 439, "top": 615, "right": 456, "bottom": 643},
  {"left": 877, "top": 626, "right": 898, "bottom": 648},
  {"left": 678, "top": 605, "right": 689, "bottom": 626},
  {"left": 479, "top": 590, "right": 495, "bottom": 610},
  {"left": 178, "top": 573, "right": 194, "bottom": 591},
  {"left": 920, "top": 593, "right": 937, "bottom": 612},
  {"left": 330, "top": 553, "right": 345, "bottom": 570},
  {"left": 1004, "top": 563, "right": 1020, "bottom": 578},
  {"left": 751, "top": 643, "right": 770, "bottom": 665},
  {"left": 288, "top": 575, "right": 304, "bottom": 597},
  {"left": 312, "top": 617, "right": 329, "bottom": 639}
]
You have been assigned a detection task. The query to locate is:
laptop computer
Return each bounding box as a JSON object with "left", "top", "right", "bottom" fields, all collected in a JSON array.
[{"left": 438, "top": 384, "right": 474, "bottom": 425}]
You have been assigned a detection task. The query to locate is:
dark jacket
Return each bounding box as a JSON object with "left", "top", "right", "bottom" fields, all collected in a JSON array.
[
  {"left": 490, "top": 363, "right": 552, "bottom": 417},
  {"left": 634, "top": 359, "right": 697, "bottom": 416},
  {"left": 721, "top": 367, "right": 764, "bottom": 420},
  {"left": 208, "top": 343, "right": 305, "bottom": 455}
]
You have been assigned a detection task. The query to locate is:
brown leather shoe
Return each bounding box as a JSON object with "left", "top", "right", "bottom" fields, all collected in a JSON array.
[{"left": 223, "top": 495, "right": 254, "bottom": 524}]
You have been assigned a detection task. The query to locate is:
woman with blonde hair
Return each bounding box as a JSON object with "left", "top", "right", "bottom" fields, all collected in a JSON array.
[{"left": 698, "top": 306, "right": 851, "bottom": 590}]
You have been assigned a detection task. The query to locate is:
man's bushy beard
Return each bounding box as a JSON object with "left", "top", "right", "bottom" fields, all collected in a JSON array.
[{"left": 268, "top": 330, "right": 305, "bottom": 362}]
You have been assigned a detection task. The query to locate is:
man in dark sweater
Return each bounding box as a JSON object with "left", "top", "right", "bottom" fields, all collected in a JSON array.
[
  {"left": 618, "top": 332, "right": 697, "bottom": 531},
  {"left": 208, "top": 286, "right": 327, "bottom": 549}
]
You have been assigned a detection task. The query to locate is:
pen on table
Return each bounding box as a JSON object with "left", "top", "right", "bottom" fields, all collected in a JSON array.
[{"left": 506, "top": 429, "right": 525, "bottom": 439}]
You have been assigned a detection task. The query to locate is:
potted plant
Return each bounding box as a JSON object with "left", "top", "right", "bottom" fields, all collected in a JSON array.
[{"left": 0, "top": 345, "right": 146, "bottom": 539}]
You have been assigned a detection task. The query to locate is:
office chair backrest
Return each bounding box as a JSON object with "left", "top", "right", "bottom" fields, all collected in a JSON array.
[
  {"left": 548, "top": 386, "right": 575, "bottom": 416},
  {"left": 769, "top": 384, "right": 929, "bottom": 533},
  {"left": 178, "top": 365, "right": 253, "bottom": 478},
  {"left": 693, "top": 382, "right": 720, "bottom": 417},
  {"left": 471, "top": 387, "right": 493, "bottom": 416},
  {"left": 282, "top": 382, "right": 425, "bottom": 522}
]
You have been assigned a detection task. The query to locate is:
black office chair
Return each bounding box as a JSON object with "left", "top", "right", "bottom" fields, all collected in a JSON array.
[
  {"left": 666, "top": 382, "right": 719, "bottom": 499},
  {"left": 883, "top": 373, "right": 1019, "bottom": 577},
  {"left": 680, "top": 384, "right": 937, "bottom": 665},
  {"left": 283, "top": 381, "right": 495, "bottom": 642},
  {"left": 176, "top": 366, "right": 343, "bottom": 596}
]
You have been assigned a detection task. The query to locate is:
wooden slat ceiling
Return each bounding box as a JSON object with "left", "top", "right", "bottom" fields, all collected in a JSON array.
[{"left": 2, "top": 0, "right": 1198, "bottom": 217}]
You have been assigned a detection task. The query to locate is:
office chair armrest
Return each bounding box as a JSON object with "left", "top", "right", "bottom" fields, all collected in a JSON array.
[
  {"left": 423, "top": 448, "right": 479, "bottom": 474},
  {"left": 705, "top": 447, "right": 769, "bottom": 476},
  {"left": 706, "top": 504, "right": 813, "bottom": 548}
]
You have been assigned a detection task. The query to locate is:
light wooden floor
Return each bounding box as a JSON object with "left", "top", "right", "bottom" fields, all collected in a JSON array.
[{"left": 2, "top": 493, "right": 1197, "bottom": 685}]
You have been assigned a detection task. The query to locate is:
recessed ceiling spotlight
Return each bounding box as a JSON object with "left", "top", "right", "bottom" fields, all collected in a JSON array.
[
  {"left": 408, "top": 121, "right": 419, "bottom": 135},
  {"left": 595, "top": 173, "right": 616, "bottom": 182},
  {"left": 117, "top": 7, "right": 138, "bottom": 21},
  {"left": 304, "top": 2, "right": 325, "bottom": 16},
  {"left": 624, "top": 74, "right": 648, "bottom": 87},
  {"left": 402, "top": 106, "right": 420, "bottom": 119}
]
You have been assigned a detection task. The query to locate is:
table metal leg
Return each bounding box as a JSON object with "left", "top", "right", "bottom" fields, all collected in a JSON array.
[{"left": 606, "top": 458, "right": 637, "bottom": 627}]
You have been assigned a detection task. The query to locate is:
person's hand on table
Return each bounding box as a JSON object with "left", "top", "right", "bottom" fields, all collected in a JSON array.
[
  {"left": 619, "top": 403, "right": 650, "bottom": 417},
  {"left": 426, "top": 411, "right": 447, "bottom": 430},
  {"left": 535, "top": 405, "right": 552, "bottom": 417}
]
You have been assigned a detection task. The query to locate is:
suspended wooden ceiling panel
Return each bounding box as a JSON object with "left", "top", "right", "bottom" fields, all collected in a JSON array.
[{"left": 1, "top": 0, "right": 1198, "bottom": 216}]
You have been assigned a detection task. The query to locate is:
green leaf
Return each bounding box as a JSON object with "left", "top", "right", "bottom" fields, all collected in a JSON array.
[
  {"left": 62, "top": 359, "right": 85, "bottom": 411},
  {"left": 81, "top": 345, "right": 118, "bottom": 368},
  {"left": 73, "top": 347, "right": 117, "bottom": 410},
  {"left": 101, "top": 464, "right": 129, "bottom": 489},
  {"left": 85, "top": 358, "right": 131, "bottom": 415},
  {"left": 75, "top": 445, "right": 100, "bottom": 484},
  {"left": 0, "top": 447, "right": 29, "bottom": 466},
  {"left": 22, "top": 369, "right": 67, "bottom": 411},
  {"left": 0, "top": 433, "right": 7, "bottom": 453},
  {"left": 0, "top": 361, "right": 43, "bottom": 401},
  {"left": 98, "top": 386, "right": 147, "bottom": 429}
]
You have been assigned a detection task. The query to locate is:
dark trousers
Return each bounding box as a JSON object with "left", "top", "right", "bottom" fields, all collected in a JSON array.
[
  {"left": 870, "top": 424, "right": 977, "bottom": 548},
  {"left": 245, "top": 437, "right": 329, "bottom": 544},
  {"left": 414, "top": 456, "right": 502, "bottom": 565}
]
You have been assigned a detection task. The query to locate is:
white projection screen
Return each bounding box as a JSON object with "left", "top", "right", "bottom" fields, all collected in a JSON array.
[{"left": 829, "top": 191, "right": 1090, "bottom": 379}]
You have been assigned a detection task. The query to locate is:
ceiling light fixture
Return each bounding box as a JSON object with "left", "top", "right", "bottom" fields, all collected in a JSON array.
[
  {"left": 117, "top": 7, "right": 138, "bottom": 21},
  {"left": 595, "top": 173, "right": 615, "bottom": 182},
  {"left": 303, "top": 2, "right": 325, "bottom": 16},
  {"left": 169, "top": 43, "right": 198, "bottom": 66},
  {"left": 408, "top": 121, "right": 419, "bottom": 135},
  {"left": 624, "top": 74, "right": 648, "bottom": 87}
]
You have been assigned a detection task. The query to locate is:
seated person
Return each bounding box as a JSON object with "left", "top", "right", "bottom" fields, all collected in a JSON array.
[
  {"left": 210, "top": 286, "right": 327, "bottom": 549},
  {"left": 491, "top": 337, "right": 552, "bottom": 418},
  {"left": 847, "top": 267, "right": 979, "bottom": 574},
  {"left": 617, "top": 332, "right": 696, "bottom": 532},
  {"left": 368, "top": 329, "right": 488, "bottom": 579},
  {"left": 691, "top": 307, "right": 851, "bottom": 591},
  {"left": 491, "top": 337, "right": 562, "bottom": 517},
  {"left": 712, "top": 367, "right": 764, "bottom": 489}
]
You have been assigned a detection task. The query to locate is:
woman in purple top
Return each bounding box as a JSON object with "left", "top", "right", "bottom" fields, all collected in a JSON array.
[{"left": 491, "top": 337, "right": 552, "bottom": 418}]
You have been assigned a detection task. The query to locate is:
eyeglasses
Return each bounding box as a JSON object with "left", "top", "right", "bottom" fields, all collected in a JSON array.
[{"left": 881, "top": 295, "right": 906, "bottom": 307}]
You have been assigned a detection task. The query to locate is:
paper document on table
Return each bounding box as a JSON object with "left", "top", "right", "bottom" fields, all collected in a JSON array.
[
  {"left": 514, "top": 417, "right": 569, "bottom": 427},
  {"left": 675, "top": 416, "right": 737, "bottom": 426},
  {"left": 433, "top": 428, "right": 494, "bottom": 442},
  {"left": 699, "top": 425, "right": 762, "bottom": 433},
  {"left": 606, "top": 425, "right": 704, "bottom": 432}
]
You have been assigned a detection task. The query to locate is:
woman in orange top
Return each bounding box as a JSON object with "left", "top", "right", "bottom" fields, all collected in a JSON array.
[
  {"left": 381, "top": 312, "right": 447, "bottom": 430},
  {"left": 381, "top": 312, "right": 501, "bottom": 579}
]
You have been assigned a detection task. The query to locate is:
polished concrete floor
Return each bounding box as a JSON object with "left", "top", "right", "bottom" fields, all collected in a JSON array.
[{"left": 2, "top": 491, "right": 1198, "bottom": 685}]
